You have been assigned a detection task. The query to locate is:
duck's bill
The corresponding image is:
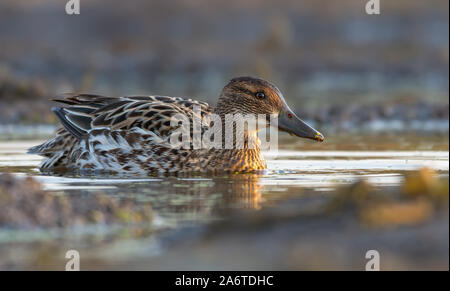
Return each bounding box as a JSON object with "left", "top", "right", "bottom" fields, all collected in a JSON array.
[{"left": 277, "top": 106, "right": 324, "bottom": 142}]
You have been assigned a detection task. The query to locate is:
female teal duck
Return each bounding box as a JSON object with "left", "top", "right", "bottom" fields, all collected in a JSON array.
[{"left": 29, "top": 76, "right": 324, "bottom": 174}]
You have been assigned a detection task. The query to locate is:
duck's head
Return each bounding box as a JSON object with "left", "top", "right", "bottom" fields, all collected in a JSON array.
[{"left": 216, "top": 76, "right": 324, "bottom": 142}]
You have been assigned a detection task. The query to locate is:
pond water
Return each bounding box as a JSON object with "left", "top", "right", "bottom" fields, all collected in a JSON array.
[{"left": 0, "top": 133, "right": 448, "bottom": 270}]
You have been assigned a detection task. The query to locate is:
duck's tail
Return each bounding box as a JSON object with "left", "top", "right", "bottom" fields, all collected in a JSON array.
[{"left": 27, "top": 128, "right": 77, "bottom": 168}]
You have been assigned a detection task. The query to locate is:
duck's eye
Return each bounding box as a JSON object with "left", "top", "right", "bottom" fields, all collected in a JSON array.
[{"left": 255, "top": 92, "right": 265, "bottom": 99}]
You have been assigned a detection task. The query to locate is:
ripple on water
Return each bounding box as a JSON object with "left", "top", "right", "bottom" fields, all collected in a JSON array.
[{"left": 0, "top": 140, "right": 448, "bottom": 191}]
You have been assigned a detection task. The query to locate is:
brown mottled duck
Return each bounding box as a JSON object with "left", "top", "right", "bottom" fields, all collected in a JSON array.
[{"left": 29, "top": 76, "right": 324, "bottom": 174}]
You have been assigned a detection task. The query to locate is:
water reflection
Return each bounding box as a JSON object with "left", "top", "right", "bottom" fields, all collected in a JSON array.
[
  {"left": 1, "top": 138, "right": 448, "bottom": 227},
  {"left": 213, "top": 174, "right": 263, "bottom": 210},
  {"left": 109, "top": 174, "right": 265, "bottom": 225}
]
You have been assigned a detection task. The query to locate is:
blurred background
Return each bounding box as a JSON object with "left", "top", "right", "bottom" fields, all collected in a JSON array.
[{"left": 0, "top": 0, "right": 448, "bottom": 133}]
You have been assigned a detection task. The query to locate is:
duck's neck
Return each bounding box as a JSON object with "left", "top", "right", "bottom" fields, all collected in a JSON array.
[
  {"left": 211, "top": 107, "right": 266, "bottom": 171},
  {"left": 212, "top": 107, "right": 259, "bottom": 150}
]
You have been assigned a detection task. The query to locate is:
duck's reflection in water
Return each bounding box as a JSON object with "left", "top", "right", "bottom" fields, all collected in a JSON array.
[
  {"left": 218, "top": 174, "right": 263, "bottom": 210},
  {"left": 110, "top": 174, "right": 264, "bottom": 222}
]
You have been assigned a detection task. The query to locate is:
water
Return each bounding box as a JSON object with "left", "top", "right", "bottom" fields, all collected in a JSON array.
[{"left": 0, "top": 133, "right": 448, "bottom": 270}]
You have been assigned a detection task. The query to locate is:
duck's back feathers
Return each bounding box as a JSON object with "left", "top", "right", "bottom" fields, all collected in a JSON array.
[
  {"left": 50, "top": 93, "right": 213, "bottom": 139},
  {"left": 29, "top": 94, "right": 214, "bottom": 169}
]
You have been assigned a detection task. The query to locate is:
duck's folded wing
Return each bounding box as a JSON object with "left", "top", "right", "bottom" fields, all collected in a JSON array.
[
  {"left": 50, "top": 94, "right": 213, "bottom": 140},
  {"left": 48, "top": 94, "right": 118, "bottom": 139}
]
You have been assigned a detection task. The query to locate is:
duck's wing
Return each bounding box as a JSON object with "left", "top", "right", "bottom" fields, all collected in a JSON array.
[{"left": 50, "top": 93, "right": 214, "bottom": 140}]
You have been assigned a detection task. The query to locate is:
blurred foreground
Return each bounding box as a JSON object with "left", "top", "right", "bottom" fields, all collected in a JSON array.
[{"left": 0, "top": 167, "right": 448, "bottom": 270}]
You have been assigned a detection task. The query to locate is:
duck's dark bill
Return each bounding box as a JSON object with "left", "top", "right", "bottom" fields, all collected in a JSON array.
[{"left": 277, "top": 106, "right": 324, "bottom": 142}]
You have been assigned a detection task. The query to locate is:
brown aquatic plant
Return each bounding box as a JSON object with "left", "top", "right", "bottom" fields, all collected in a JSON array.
[
  {"left": 324, "top": 168, "right": 449, "bottom": 228},
  {"left": 0, "top": 174, "right": 153, "bottom": 229}
]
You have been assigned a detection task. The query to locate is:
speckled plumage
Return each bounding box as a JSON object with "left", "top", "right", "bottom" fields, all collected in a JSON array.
[{"left": 29, "top": 77, "right": 323, "bottom": 175}]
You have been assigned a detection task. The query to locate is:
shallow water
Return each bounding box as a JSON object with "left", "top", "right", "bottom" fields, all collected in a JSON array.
[{"left": 0, "top": 133, "right": 448, "bottom": 270}]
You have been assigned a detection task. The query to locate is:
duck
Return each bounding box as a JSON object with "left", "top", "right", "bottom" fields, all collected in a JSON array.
[{"left": 28, "top": 76, "right": 324, "bottom": 174}]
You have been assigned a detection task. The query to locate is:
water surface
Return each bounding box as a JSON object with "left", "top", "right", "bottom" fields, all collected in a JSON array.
[{"left": 0, "top": 134, "right": 448, "bottom": 269}]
